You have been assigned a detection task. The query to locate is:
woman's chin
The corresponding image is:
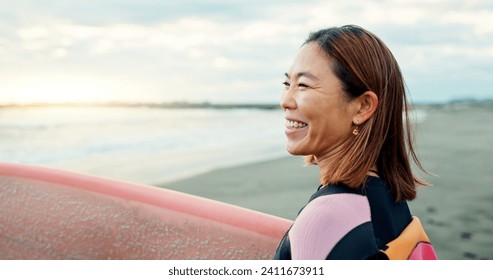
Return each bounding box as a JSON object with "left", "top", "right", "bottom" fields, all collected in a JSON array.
[{"left": 285, "top": 145, "right": 306, "bottom": 156}]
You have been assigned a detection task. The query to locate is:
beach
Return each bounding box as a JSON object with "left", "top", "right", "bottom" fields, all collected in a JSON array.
[{"left": 163, "top": 105, "right": 493, "bottom": 260}]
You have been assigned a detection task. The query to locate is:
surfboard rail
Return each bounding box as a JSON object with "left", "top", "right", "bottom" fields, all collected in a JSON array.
[{"left": 0, "top": 162, "right": 292, "bottom": 259}]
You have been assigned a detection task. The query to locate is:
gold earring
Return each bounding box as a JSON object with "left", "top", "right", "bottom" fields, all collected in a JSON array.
[{"left": 352, "top": 126, "right": 360, "bottom": 136}]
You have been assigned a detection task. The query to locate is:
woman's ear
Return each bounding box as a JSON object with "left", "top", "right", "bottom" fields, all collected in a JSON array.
[{"left": 352, "top": 91, "right": 378, "bottom": 125}]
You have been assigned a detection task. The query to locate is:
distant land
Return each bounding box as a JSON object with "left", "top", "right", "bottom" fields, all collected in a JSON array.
[
  {"left": 0, "top": 101, "right": 280, "bottom": 110},
  {"left": 1, "top": 98, "right": 492, "bottom": 110},
  {"left": 414, "top": 98, "right": 493, "bottom": 109}
]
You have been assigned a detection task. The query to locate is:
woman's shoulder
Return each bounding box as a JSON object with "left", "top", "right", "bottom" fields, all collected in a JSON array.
[
  {"left": 289, "top": 183, "right": 376, "bottom": 259},
  {"left": 313, "top": 182, "right": 365, "bottom": 199},
  {"left": 285, "top": 177, "right": 411, "bottom": 259},
  {"left": 304, "top": 183, "right": 372, "bottom": 223},
  {"left": 311, "top": 176, "right": 394, "bottom": 204},
  {"left": 300, "top": 188, "right": 372, "bottom": 225},
  {"left": 300, "top": 181, "right": 374, "bottom": 223}
]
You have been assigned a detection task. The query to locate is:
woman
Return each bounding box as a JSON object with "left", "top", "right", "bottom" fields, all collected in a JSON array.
[{"left": 274, "top": 25, "right": 436, "bottom": 260}]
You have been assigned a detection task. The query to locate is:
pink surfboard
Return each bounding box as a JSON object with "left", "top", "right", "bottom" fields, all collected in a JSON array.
[{"left": 0, "top": 162, "right": 292, "bottom": 259}]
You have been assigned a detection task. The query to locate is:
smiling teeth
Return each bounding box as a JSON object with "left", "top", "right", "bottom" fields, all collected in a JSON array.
[{"left": 286, "top": 120, "right": 307, "bottom": 128}]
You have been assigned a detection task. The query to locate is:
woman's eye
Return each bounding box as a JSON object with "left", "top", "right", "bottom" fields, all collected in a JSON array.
[{"left": 282, "top": 81, "right": 309, "bottom": 90}]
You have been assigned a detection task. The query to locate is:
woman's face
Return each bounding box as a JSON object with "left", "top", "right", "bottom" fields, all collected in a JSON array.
[{"left": 280, "top": 43, "right": 358, "bottom": 160}]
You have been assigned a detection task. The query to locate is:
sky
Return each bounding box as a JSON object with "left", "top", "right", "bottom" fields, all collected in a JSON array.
[{"left": 0, "top": 0, "right": 492, "bottom": 105}]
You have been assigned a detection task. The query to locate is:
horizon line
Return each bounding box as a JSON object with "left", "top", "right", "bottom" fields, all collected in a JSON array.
[{"left": 1, "top": 98, "right": 492, "bottom": 109}]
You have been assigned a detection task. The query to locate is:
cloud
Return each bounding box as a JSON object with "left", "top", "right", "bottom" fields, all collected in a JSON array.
[
  {"left": 1, "top": 0, "right": 493, "bottom": 104},
  {"left": 439, "top": 10, "right": 493, "bottom": 36},
  {"left": 14, "top": 15, "right": 304, "bottom": 56}
]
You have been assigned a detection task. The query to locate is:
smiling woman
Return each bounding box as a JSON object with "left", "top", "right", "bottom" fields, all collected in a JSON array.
[{"left": 274, "top": 25, "right": 436, "bottom": 260}]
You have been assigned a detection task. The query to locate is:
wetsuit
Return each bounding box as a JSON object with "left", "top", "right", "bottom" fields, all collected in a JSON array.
[{"left": 274, "top": 176, "right": 412, "bottom": 259}]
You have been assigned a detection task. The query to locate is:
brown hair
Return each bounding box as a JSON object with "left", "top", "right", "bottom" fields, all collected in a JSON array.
[{"left": 304, "top": 25, "right": 429, "bottom": 201}]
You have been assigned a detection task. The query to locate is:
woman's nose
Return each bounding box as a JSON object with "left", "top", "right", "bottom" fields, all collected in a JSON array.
[{"left": 280, "top": 90, "right": 296, "bottom": 111}]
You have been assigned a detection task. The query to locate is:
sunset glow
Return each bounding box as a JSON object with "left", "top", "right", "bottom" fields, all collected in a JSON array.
[
  {"left": 1, "top": 1, "right": 492, "bottom": 105},
  {"left": 1, "top": 78, "right": 118, "bottom": 105}
]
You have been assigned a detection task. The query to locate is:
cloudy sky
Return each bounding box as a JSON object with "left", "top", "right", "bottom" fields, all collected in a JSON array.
[{"left": 1, "top": 0, "right": 492, "bottom": 104}]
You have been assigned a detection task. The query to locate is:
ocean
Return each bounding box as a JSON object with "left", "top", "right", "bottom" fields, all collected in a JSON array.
[{"left": 0, "top": 106, "right": 288, "bottom": 185}]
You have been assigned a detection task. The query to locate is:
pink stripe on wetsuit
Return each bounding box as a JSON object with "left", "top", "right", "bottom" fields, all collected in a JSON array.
[{"left": 288, "top": 193, "right": 372, "bottom": 259}]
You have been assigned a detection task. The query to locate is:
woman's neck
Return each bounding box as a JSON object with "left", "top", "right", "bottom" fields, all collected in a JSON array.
[{"left": 315, "top": 152, "right": 380, "bottom": 186}]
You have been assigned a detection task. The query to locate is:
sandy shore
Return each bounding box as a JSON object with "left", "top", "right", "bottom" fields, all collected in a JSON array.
[{"left": 162, "top": 105, "right": 493, "bottom": 260}]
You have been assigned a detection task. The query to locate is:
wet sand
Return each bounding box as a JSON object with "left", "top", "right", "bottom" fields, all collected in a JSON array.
[{"left": 161, "top": 105, "right": 493, "bottom": 260}]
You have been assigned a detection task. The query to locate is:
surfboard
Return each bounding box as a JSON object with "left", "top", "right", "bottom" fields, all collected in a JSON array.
[{"left": 0, "top": 162, "right": 292, "bottom": 260}]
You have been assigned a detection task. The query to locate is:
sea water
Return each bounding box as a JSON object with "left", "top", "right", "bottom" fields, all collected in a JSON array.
[
  {"left": 0, "top": 105, "right": 427, "bottom": 185},
  {"left": 0, "top": 106, "right": 288, "bottom": 185}
]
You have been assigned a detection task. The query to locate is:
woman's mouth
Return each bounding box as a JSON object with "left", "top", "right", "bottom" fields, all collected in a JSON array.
[{"left": 285, "top": 120, "right": 308, "bottom": 129}]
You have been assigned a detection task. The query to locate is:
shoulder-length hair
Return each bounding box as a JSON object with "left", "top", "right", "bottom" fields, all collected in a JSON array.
[{"left": 304, "top": 25, "right": 429, "bottom": 201}]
